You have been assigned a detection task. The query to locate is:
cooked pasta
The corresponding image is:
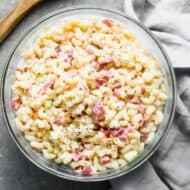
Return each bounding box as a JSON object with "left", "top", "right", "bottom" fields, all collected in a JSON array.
[{"left": 12, "top": 18, "right": 167, "bottom": 174}]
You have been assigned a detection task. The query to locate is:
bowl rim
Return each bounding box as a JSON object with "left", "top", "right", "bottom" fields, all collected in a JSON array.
[{"left": 1, "top": 5, "right": 177, "bottom": 182}]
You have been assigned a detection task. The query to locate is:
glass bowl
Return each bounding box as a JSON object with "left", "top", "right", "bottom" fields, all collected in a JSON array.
[{"left": 1, "top": 6, "right": 176, "bottom": 181}]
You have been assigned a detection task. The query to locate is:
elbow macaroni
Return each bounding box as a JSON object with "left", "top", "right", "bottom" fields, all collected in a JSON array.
[{"left": 12, "top": 18, "right": 167, "bottom": 174}]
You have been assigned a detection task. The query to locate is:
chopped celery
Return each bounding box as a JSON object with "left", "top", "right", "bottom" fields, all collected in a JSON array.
[
  {"left": 45, "top": 99, "right": 53, "bottom": 109},
  {"left": 80, "top": 24, "right": 89, "bottom": 32}
]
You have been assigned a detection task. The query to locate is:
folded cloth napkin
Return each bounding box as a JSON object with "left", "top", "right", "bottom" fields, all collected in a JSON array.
[
  {"left": 110, "top": 0, "right": 190, "bottom": 189},
  {"left": 123, "top": 0, "right": 190, "bottom": 68}
]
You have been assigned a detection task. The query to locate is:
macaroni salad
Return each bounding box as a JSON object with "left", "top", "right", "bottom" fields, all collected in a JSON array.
[{"left": 12, "top": 18, "right": 167, "bottom": 174}]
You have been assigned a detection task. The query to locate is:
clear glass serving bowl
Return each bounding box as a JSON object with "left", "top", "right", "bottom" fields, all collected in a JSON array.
[{"left": 1, "top": 6, "right": 176, "bottom": 181}]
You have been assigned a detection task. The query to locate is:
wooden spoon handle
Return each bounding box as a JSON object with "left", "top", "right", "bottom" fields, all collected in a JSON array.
[{"left": 0, "top": 0, "right": 41, "bottom": 43}]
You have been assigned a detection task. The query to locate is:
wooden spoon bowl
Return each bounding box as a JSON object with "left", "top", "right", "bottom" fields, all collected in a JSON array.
[{"left": 0, "top": 0, "right": 41, "bottom": 43}]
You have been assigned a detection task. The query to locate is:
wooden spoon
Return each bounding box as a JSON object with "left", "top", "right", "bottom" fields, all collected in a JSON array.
[{"left": 0, "top": 0, "right": 41, "bottom": 43}]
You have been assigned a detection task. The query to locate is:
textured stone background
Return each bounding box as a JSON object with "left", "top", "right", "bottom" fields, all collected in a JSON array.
[{"left": 0, "top": 0, "right": 123, "bottom": 189}]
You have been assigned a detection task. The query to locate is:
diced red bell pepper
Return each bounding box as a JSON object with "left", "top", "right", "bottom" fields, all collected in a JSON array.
[
  {"left": 102, "top": 19, "right": 113, "bottom": 27},
  {"left": 11, "top": 96, "right": 21, "bottom": 111}
]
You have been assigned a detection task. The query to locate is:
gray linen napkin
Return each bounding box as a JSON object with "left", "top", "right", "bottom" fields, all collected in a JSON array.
[
  {"left": 124, "top": 0, "right": 190, "bottom": 68},
  {"left": 111, "top": 0, "right": 190, "bottom": 189}
]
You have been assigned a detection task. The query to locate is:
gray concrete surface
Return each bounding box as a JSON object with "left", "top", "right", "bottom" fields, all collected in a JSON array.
[{"left": 0, "top": 0, "right": 123, "bottom": 189}]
